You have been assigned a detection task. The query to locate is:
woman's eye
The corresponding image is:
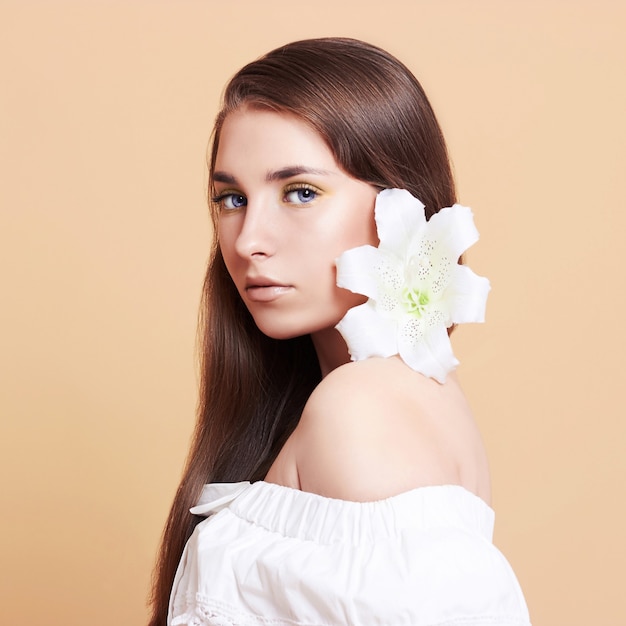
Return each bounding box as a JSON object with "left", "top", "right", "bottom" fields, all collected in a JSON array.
[
  {"left": 215, "top": 193, "right": 247, "bottom": 210},
  {"left": 284, "top": 186, "right": 318, "bottom": 204}
]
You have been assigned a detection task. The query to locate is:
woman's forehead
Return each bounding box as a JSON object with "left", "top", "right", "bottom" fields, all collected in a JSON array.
[{"left": 214, "top": 108, "right": 339, "bottom": 176}]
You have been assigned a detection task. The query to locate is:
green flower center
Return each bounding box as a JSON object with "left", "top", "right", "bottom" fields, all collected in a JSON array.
[{"left": 401, "top": 287, "right": 430, "bottom": 317}]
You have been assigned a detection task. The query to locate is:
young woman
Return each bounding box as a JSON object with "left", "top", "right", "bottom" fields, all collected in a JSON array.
[{"left": 150, "top": 38, "right": 531, "bottom": 626}]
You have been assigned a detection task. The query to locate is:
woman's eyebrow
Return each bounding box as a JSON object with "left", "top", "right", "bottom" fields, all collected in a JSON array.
[
  {"left": 213, "top": 171, "right": 238, "bottom": 184},
  {"left": 265, "top": 166, "right": 333, "bottom": 181},
  {"left": 213, "top": 166, "right": 334, "bottom": 185}
]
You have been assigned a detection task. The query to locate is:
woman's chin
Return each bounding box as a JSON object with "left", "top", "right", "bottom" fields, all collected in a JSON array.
[{"left": 253, "top": 319, "right": 337, "bottom": 342}]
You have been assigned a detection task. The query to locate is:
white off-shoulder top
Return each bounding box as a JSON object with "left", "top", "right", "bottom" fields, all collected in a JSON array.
[{"left": 168, "top": 481, "right": 531, "bottom": 626}]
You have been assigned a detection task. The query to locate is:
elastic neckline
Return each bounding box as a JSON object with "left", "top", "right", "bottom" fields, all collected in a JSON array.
[{"left": 199, "top": 481, "right": 495, "bottom": 545}]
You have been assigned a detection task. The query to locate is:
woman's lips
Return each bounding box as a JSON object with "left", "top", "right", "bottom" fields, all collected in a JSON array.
[{"left": 245, "top": 284, "right": 293, "bottom": 303}]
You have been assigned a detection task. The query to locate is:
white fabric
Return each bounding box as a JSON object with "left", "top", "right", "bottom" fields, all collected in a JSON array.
[{"left": 168, "top": 481, "right": 531, "bottom": 626}]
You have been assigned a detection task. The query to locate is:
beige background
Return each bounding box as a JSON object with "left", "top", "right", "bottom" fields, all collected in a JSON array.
[{"left": 1, "top": 1, "right": 624, "bottom": 624}]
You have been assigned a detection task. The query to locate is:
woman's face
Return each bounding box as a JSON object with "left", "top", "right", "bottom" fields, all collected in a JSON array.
[{"left": 215, "top": 107, "right": 378, "bottom": 341}]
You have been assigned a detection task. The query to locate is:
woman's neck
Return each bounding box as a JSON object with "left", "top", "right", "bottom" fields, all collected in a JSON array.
[{"left": 310, "top": 327, "right": 352, "bottom": 377}]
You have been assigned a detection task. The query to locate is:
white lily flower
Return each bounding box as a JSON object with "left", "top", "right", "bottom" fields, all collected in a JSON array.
[{"left": 335, "top": 188, "right": 491, "bottom": 383}]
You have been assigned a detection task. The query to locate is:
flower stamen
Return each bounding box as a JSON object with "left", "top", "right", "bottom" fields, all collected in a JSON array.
[{"left": 401, "top": 288, "right": 430, "bottom": 317}]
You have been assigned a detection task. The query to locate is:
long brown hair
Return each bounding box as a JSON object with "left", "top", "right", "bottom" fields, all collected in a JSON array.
[{"left": 149, "top": 37, "right": 456, "bottom": 625}]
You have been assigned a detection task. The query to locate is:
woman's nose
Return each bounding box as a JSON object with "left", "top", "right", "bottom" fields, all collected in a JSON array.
[{"left": 234, "top": 201, "right": 277, "bottom": 259}]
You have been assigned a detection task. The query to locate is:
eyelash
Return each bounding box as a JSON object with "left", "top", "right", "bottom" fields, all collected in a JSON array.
[
  {"left": 212, "top": 191, "right": 247, "bottom": 211},
  {"left": 283, "top": 183, "right": 320, "bottom": 205},
  {"left": 212, "top": 183, "right": 321, "bottom": 211}
]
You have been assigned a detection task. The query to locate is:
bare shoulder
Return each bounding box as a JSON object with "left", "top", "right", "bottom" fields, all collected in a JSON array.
[{"left": 292, "top": 357, "right": 491, "bottom": 503}]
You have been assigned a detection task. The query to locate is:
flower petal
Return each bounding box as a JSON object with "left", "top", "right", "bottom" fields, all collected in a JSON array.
[
  {"left": 445, "top": 265, "right": 491, "bottom": 324},
  {"left": 426, "top": 204, "right": 480, "bottom": 261},
  {"left": 398, "top": 323, "right": 459, "bottom": 384},
  {"left": 336, "top": 245, "right": 388, "bottom": 300},
  {"left": 375, "top": 189, "right": 427, "bottom": 254},
  {"left": 336, "top": 302, "right": 398, "bottom": 361}
]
